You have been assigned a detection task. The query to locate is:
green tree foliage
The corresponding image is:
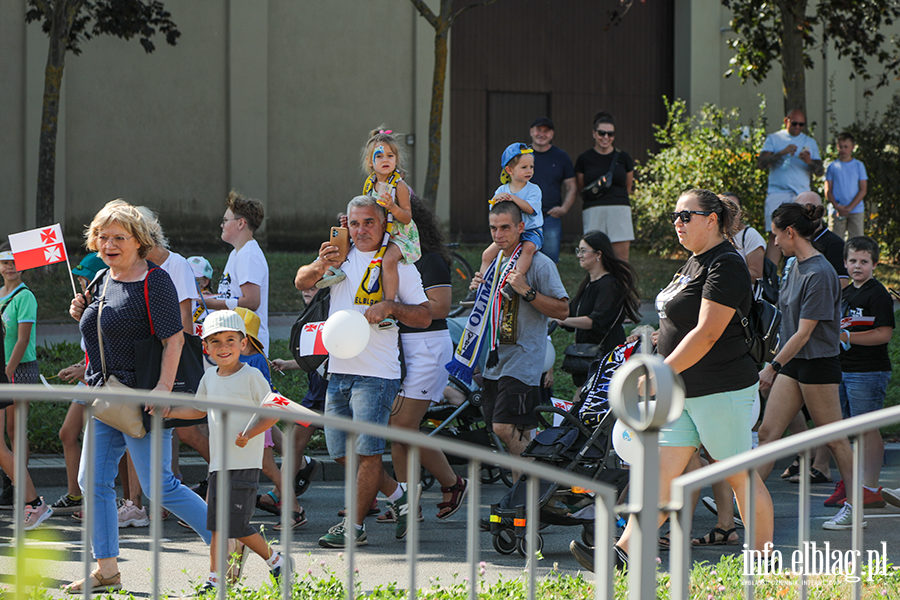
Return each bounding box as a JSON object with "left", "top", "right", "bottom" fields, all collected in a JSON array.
[
  {"left": 722, "top": 0, "right": 900, "bottom": 114},
  {"left": 25, "top": 0, "right": 180, "bottom": 227},
  {"left": 832, "top": 92, "right": 900, "bottom": 263},
  {"left": 631, "top": 98, "right": 770, "bottom": 256}
]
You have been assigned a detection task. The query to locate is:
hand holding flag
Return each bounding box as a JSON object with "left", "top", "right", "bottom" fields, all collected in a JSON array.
[{"left": 240, "top": 392, "right": 318, "bottom": 437}]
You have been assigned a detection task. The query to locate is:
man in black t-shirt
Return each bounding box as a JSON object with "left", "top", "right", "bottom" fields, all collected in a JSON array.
[{"left": 529, "top": 117, "right": 576, "bottom": 263}]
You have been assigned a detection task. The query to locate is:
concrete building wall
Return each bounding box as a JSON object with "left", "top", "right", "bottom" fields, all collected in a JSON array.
[{"left": 2, "top": 0, "right": 447, "bottom": 250}]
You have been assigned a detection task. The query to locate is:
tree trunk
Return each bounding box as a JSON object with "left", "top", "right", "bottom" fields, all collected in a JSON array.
[
  {"left": 36, "top": 3, "right": 74, "bottom": 228},
  {"left": 421, "top": 24, "right": 449, "bottom": 212},
  {"left": 778, "top": 0, "right": 807, "bottom": 116}
]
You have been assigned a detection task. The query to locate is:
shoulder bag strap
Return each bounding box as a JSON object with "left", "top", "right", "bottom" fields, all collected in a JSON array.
[
  {"left": 608, "top": 150, "right": 620, "bottom": 175},
  {"left": 0, "top": 285, "right": 29, "bottom": 321},
  {"left": 143, "top": 267, "right": 161, "bottom": 336},
  {"left": 96, "top": 274, "right": 113, "bottom": 382}
]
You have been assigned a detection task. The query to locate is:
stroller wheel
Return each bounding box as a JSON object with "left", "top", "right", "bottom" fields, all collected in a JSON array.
[
  {"left": 468, "top": 391, "right": 483, "bottom": 408},
  {"left": 421, "top": 469, "right": 436, "bottom": 491},
  {"left": 480, "top": 465, "right": 500, "bottom": 484},
  {"left": 492, "top": 528, "right": 517, "bottom": 555},
  {"left": 500, "top": 467, "right": 515, "bottom": 488},
  {"left": 581, "top": 524, "right": 594, "bottom": 547},
  {"left": 516, "top": 533, "right": 544, "bottom": 558}
]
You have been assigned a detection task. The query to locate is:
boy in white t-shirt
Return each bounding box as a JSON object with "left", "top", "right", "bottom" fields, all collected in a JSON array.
[
  {"left": 160, "top": 310, "right": 290, "bottom": 593},
  {"left": 204, "top": 191, "right": 270, "bottom": 352}
]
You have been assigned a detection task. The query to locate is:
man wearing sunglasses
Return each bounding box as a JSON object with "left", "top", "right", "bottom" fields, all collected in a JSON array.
[{"left": 757, "top": 109, "right": 824, "bottom": 264}]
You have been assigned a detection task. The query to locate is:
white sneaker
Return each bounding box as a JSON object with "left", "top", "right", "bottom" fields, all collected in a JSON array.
[
  {"left": 23, "top": 500, "right": 53, "bottom": 531},
  {"left": 700, "top": 496, "right": 744, "bottom": 529},
  {"left": 823, "top": 503, "right": 866, "bottom": 531},
  {"left": 118, "top": 500, "right": 150, "bottom": 528},
  {"left": 882, "top": 487, "right": 900, "bottom": 509}
]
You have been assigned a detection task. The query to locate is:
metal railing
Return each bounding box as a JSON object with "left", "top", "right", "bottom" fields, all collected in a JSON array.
[
  {"left": 0, "top": 384, "right": 620, "bottom": 600},
  {"left": 666, "top": 403, "right": 900, "bottom": 600}
]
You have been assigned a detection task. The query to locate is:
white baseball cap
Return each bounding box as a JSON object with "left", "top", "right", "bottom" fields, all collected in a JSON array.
[
  {"left": 187, "top": 255, "right": 214, "bottom": 279},
  {"left": 202, "top": 310, "right": 246, "bottom": 339}
]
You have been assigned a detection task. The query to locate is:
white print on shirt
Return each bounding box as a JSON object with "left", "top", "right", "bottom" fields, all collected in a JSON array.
[{"left": 656, "top": 273, "right": 692, "bottom": 320}]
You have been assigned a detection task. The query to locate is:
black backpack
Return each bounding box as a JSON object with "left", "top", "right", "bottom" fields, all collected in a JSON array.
[
  {"left": 736, "top": 283, "right": 781, "bottom": 369},
  {"left": 289, "top": 287, "right": 330, "bottom": 373},
  {"left": 741, "top": 229, "right": 779, "bottom": 304}
]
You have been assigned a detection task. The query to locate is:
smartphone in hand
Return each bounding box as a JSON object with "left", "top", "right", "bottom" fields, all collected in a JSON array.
[{"left": 329, "top": 227, "right": 350, "bottom": 264}]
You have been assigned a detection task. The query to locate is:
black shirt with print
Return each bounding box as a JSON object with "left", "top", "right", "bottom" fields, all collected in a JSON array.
[
  {"left": 656, "top": 241, "right": 758, "bottom": 397},
  {"left": 840, "top": 278, "right": 895, "bottom": 372}
]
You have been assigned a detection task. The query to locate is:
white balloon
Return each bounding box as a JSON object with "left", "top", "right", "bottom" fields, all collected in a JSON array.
[
  {"left": 322, "top": 310, "right": 371, "bottom": 359},
  {"left": 543, "top": 337, "right": 556, "bottom": 373},
  {"left": 612, "top": 419, "right": 640, "bottom": 465}
]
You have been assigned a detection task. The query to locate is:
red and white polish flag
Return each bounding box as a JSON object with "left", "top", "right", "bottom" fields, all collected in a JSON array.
[
  {"left": 7, "top": 224, "right": 68, "bottom": 271},
  {"left": 298, "top": 321, "right": 328, "bottom": 357},
  {"left": 261, "top": 392, "right": 317, "bottom": 427}
]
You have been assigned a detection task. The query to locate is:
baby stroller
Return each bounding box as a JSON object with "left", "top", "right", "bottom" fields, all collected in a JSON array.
[{"left": 487, "top": 341, "right": 640, "bottom": 557}]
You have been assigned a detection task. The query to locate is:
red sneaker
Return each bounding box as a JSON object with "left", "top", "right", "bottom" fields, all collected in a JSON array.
[
  {"left": 824, "top": 480, "right": 846, "bottom": 507},
  {"left": 863, "top": 487, "right": 887, "bottom": 509}
]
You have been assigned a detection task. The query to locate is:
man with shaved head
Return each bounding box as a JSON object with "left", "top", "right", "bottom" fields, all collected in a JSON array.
[{"left": 758, "top": 109, "right": 824, "bottom": 264}]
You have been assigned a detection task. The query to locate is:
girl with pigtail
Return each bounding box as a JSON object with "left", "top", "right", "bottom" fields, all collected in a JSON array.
[{"left": 318, "top": 128, "right": 420, "bottom": 327}]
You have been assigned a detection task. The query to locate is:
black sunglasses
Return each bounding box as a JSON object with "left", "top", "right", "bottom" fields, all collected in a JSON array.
[
  {"left": 595, "top": 130, "right": 615, "bottom": 137},
  {"left": 669, "top": 210, "right": 712, "bottom": 224},
  {"left": 790, "top": 121, "right": 806, "bottom": 127}
]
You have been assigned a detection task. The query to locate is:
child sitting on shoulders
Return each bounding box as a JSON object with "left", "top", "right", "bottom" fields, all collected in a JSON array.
[
  {"left": 464, "top": 143, "right": 543, "bottom": 303},
  {"left": 318, "top": 128, "right": 420, "bottom": 328},
  {"left": 159, "top": 310, "right": 291, "bottom": 593}
]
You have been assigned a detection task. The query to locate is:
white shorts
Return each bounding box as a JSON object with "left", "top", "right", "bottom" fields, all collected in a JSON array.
[
  {"left": 764, "top": 192, "right": 796, "bottom": 231},
  {"left": 400, "top": 330, "right": 453, "bottom": 402},
  {"left": 582, "top": 205, "right": 634, "bottom": 242}
]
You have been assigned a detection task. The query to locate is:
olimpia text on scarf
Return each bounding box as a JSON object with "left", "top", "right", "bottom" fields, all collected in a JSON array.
[
  {"left": 353, "top": 171, "right": 401, "bottom": 306},
  {"left": 445, "top": 243, "right": 522, "bottom": 383}
]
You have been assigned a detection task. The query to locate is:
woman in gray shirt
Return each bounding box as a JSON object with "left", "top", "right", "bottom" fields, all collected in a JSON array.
[{"left": 755, "top": 202, "right": 858, "bottom": 530}]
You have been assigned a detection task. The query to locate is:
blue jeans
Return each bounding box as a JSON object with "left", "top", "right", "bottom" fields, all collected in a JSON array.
[
  {"left": 325, "top": 373, "right": 400, "bottom": 459},
  {"left": 78, "top": 419, "right": 212, "bottom": 559},
  {"left": 839, "top": 371, "right": 891, "bottom": 418},
  {"left": 540, "top": 215, "right": 561, "bottom": 263}
]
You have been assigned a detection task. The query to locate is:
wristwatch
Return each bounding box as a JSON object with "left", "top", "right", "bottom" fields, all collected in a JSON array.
[
  {"left": 523, "top": 288, "right": 537, "bottom": 303},
  {"left": 770, "top": 360, "right": 782, "bottom": 373}
]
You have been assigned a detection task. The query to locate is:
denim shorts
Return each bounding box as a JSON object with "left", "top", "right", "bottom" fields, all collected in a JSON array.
[
  {"left": 839, "top": 371, "right": 891, "bottom": 419},
  {"left": 659, "top": 382, "right": 759, "bottom": 460},
  {"left": 324, "top": 373, "right": 400, "bottom": 459},
  {"left": 521, "top": 227, "right": 544, "bottom": 251}
]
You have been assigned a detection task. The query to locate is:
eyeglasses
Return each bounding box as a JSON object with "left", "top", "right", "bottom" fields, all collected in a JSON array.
[
  {"left": 97, "top": 235, "right": 133, "bottom": 246},
  {"left": 595, "top": 130, "right": 615, "bottom": 137},
  {"left": 669, "top": 210, "right": 713, "bottom": 224},
  {"left": 575, "top": 247, "right": 594, "bottom": 257},
  {"left": 790, "top": 121, "right": 806, "bottom": 127}
]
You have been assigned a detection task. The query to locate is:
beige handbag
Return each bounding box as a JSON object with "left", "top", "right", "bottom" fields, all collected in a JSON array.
[{"left": 91, "top": 274, "right": 147, "bottom": 438}]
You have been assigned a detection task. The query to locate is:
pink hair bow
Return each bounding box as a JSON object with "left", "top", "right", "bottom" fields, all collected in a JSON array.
[{"left": 379, "top": 129, "right": 392, "bottom": 135}]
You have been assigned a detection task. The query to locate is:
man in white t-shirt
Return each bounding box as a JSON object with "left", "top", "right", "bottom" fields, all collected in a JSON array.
[
  {"left": 204, "top": 191, "right": 270, "bottom": 352},
  {"left": 757, "top": 109, "right": 824, "bottom": 264},
  {"left": 294, "top": 195, "right": 431, "bottom": 548}
]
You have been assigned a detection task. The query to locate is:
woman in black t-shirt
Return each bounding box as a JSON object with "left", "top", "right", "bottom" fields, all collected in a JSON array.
[
  {"left": 611, "top": 189, "right": 773, "bottom": 569},
  {"left": 554, "top": 230, "right": 640, "bottom": 391},
  {"left": 574, "top": 112, "right": 635, "bottom": 261}
]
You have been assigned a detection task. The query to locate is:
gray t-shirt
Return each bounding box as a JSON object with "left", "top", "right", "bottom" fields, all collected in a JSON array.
[
  {"left": 778, "top": 254, "right": 840, "bottom": 360},
  {"left": 484, "top": 252, "right": 568, "bottom": 386}
]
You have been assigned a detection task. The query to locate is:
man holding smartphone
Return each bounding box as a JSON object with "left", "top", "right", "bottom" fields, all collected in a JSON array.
[{"left": 757, "top": 109, "right": 824, "bottom": 264}]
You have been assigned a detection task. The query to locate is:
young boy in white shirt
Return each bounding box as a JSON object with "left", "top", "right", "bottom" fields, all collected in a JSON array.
[{"left": 161, "top": 310, "right": 289, "bottom": 593}]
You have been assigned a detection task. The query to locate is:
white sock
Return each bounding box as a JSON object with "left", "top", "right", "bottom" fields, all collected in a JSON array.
[
  {"left": 266, "top": 551, "right": 283, "bottom": 569},
  {"left": 387, "top": 483, "right": 404, "bottom": 503},
  {"left": 863, "top": 485, "right": 878, "bottom": 493},
  {"left": 354, "top": 523, "right": 364, "bottom": 531},
  {"left": 207, "top": 573, "right": 218, "bottom": 585}
]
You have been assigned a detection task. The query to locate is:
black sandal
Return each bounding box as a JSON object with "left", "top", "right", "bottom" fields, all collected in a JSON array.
[
  {"left": 693, "top": 526, "right": 738, "bottom": 546},
  {"left": 780, "top": 455, "right": 801, "bottom": 479},
  {"left": 436, "top": 476, "right": 468, "bottom": 520}
]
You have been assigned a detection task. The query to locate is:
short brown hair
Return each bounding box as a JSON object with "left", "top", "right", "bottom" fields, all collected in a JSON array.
[
  {"left": 85, "top": 200, "right": 156, "bottom": 258},
  {"left": 837, "top": 132, "right": 855, "bottom": 145},
  {"left": 226, "top": 190, "right": 264, "bottom": 231}
]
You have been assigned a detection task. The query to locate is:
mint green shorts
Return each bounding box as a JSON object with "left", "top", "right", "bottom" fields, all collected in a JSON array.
[{"left": 659, "top": 382, "right": 759, "bottom": 460}]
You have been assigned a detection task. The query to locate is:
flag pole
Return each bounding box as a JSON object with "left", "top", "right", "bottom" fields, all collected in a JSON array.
[{"left": 63, "top": 246, "right": 78, "bottom": 299}]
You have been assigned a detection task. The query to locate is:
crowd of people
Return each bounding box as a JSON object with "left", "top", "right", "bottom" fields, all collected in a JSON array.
[{"left": 0, "top": 111, "right": 896, "bottom": 590}]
